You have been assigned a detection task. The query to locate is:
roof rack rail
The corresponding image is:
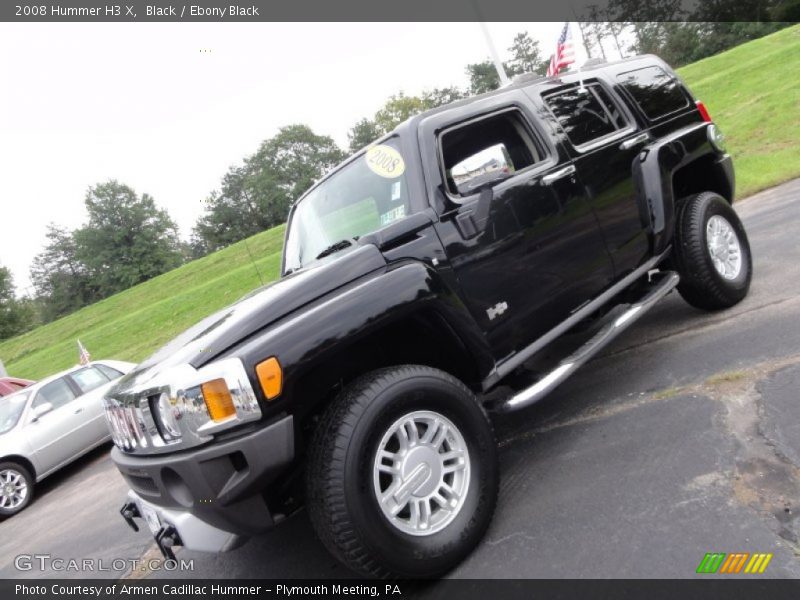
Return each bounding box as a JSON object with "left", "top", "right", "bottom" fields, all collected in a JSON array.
[{"left": 510, "top": 72, "right": 547, "bottom": 86}]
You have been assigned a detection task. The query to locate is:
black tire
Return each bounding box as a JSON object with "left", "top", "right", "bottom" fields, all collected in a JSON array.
[
  {"left": 0, "top": 461, "right": 34, "bottom": 517},
  {"left": 672, "top": 192, "right": 752, "bottom": 311},
  {"left": 306, "top": 365, "right": 498, "bottom": 578}
]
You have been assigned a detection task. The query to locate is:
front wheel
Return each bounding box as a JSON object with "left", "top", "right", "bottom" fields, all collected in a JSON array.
[
  {"left": 0, "top": 462, "right": 34, "bottom": 517},
  {"left": 306, "top": 365, "right": 498, "bottom": 578},
  {"left": 673, "top": 192, "right": 753, "bottom": 311}
]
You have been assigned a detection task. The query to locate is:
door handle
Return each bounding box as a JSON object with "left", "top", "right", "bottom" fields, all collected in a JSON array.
[
  {"left": 74, "top": 407, "right": 83, "bottom": 414},
  {"left": 619, "top": 133, "right": 649, "bottom": 150},
  {"left": 542, "top": 165, "right": 576, "bottom": 185}
]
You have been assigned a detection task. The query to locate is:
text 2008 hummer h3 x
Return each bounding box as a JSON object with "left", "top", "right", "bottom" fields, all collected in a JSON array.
[{"left": 106, "top": 55, "right": 751, "bottom": 578}]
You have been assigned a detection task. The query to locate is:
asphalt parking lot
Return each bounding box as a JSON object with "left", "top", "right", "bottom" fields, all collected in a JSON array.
[{"left": 2, "top": 179, "right": 799, "bottom": 580}]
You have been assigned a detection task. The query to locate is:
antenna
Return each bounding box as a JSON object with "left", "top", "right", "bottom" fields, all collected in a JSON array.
[{"left": 243, "top": 237, "right": 265, "bottom": 286}]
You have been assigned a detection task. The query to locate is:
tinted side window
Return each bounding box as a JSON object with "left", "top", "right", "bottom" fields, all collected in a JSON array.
[
  {"left": 544, "top": 84, "right": 627, "bottom": 147},
  {"left": 34, "top": 379, "right": 76, "bottom": 410},
  {"left": 96, "top": 364, "right": 123, "bottom": 380},
  {"left": 440, "top": 109, "right": 544, "bottom": 197},
  {"left": 618, "top": 66, "right": 689, "bottom": 120}
]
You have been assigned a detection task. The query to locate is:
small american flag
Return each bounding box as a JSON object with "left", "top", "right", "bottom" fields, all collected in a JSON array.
[
  {"left": 77, "top": 339, "right": 91, "bottom": 366},
  {"left": 547, "top": 22, "right": 576, "bottom": 77}
]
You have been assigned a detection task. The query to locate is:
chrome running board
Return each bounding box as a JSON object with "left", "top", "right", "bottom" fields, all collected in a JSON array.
[{"left": 493, "top": 271, "right": 680, "bottom": 414}]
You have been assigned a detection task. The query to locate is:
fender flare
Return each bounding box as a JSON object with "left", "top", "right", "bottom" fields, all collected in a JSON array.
[{"left": 632, "top": 122, "right": 722, "bottom": 254}]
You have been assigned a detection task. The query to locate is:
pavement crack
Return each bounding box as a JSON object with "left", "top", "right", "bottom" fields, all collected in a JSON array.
[
  {"left": 485, "top": 531, "right": 540, "bottom": 547},
  {"left": 499, "top": 353, "right": 800, "bottom": 552},
  {"left": 698, "top": 359, "right": 800, "bottom": 547}
]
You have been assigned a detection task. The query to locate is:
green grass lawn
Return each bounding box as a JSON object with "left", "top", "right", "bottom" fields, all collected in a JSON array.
[
  {"left": 1, "top": 227, "right": 285, "bottom": 379},
  {"left": 677, "top": 24, "right": 800, "bottom": 197},
  {"left": 2, "top": 25, "right": 799, "bottom": 379}
]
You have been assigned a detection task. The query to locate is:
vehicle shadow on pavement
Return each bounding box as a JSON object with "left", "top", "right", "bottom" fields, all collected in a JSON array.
[{"left": 154, "top": 508, "right": 359, "bottom": 579}]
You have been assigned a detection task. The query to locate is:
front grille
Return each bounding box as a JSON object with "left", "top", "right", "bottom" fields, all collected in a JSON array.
[
  {"left": 104, "top": 403, "right": 148, "bottom": 451},
  {"left": 102, "top": 358, "right": 261, "bottom": 455}
]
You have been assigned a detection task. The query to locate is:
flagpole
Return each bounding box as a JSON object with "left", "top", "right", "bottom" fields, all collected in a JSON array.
[
  {"left": 569, "top": 5, "right": 589, "bottom": 93},
  {"left": 478, "top": 22, "right": 510, "bottom": 87},
  {"left": 572, "top": 21, "right": 588, "bottom": 93}
]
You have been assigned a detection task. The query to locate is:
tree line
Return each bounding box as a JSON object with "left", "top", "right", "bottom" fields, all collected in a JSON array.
[{"left": 0, "top": 13, "right": 792, "bottom": 340}]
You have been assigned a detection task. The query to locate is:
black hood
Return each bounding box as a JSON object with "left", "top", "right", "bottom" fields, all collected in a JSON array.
[{"left": 112, "top": 244, "right": 386, "bottom": 394}]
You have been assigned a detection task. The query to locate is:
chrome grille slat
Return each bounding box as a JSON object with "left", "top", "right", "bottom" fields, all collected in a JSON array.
[{"left": 102, "top": 358, "right": 262, "bottom": 455}]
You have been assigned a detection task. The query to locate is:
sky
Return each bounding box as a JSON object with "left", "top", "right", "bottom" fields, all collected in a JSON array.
[{"left": 0, "top": 21, "right": 586, "bottom": 294}]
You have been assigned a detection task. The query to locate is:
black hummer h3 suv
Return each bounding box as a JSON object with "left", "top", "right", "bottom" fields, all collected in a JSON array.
[{"left": 106, "top": 55, "right": 752, "bottom": 578}]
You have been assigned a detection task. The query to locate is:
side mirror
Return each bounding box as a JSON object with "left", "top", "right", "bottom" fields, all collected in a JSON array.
[{"left": 31, "top": 402, "right": 53, "bottom": 422}]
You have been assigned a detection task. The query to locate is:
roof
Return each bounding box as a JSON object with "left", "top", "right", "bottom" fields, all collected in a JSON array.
[{"left": 401, "top": 54, "right": 664, "bottom": 130}]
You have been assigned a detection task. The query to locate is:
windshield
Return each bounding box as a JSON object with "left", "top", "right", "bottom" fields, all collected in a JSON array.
[
  {"left": 0, "top": 390, "right": 30, "bottom": 434},
  {"left": 283, "top": 139, "right": 410, "bottom": 273}
]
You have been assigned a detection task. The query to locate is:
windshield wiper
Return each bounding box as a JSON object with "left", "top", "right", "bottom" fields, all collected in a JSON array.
[{"left": 315, "top": 239, "right": 355, "bottom": 260}]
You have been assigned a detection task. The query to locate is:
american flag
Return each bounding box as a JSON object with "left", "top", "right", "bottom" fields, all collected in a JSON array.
[
  {"left": 77, "top": 339, "right": 91, "bottom": 366},
  {"left": 547, "top": 22, "right": 576, "bottom": 77}
]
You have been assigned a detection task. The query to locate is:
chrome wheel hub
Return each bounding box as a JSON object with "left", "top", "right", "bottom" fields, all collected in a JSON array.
[
  {"left": 0, "top": 468, "right": 28, "bottom": 509},
  {"left": 706, "top": 215, "right": 742, "bottom": 280},
  {"left": 373, "top": 410, "right": 470, "bottom": 536}
]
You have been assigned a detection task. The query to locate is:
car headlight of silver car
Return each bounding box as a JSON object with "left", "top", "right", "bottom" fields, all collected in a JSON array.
[{"left": 103, "top": 357, "right": 264, "bottom": 454}]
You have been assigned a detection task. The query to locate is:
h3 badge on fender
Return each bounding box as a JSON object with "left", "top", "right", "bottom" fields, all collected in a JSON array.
[{"left": 486, "top": 301, "right": 509, "bottom": 321}]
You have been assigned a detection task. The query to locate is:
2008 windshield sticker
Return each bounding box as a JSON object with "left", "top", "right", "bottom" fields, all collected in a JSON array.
[{"left": 365, "top": 145, "right": 405, "bottom": 178}]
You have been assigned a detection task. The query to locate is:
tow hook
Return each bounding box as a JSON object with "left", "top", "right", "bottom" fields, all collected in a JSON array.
[
  {"left": 155, "top": 525, "right": 183, "bottom": 562},
  {"left": 120, "top": 501, "right": 141, "bottom": 532}
]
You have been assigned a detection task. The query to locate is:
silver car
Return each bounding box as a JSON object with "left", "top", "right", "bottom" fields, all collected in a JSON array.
[{"left": 0, "top": 360, "right": 135, "bottom": 516}]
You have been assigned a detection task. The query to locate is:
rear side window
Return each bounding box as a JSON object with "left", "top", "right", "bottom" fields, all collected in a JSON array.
[
  {"left": 544, "top": 83, "right": 627, "bottom": 147},
  {"left": 617, "top": 66, "right": 689, "bottom": 120},
  {"left": 34, "top": 378, "right": 76, "bottom": 410},
  {"left": 96, "top": 363, "right": 123, "bottom": 380},
  {"left": 440, "top": 109, "right": 544, "bottom": 197},
  {"left": 70, "top": 367, "right": 110, "bottom": 394}
]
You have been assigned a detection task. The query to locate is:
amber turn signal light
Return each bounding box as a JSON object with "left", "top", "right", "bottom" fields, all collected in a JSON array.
[
  {"left": 256, "top": 357, "right": 283, "bottom": 400},
  {"left": 201, "top": 378, "right": 237, "bottom": 422}
]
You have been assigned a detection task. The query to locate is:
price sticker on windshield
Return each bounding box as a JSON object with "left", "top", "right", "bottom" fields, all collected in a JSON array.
[{"left": 365, "top": 145, "right": 405, "bottom": 178}]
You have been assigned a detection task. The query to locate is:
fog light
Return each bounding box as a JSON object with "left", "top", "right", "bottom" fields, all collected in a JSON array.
[
  {"left": 154, "top": 393, "right": 182, "bottom": 439},
  {"left": 201, "top": 379, "right": 237, "bottom": 422}
]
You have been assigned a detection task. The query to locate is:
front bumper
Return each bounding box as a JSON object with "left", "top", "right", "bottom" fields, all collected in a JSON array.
[
  {"left": 112, "top": 415, "right": 294, "bottom": 539},
  {"left": 123, "top": 490, "right": 244, "bottom": 555}
]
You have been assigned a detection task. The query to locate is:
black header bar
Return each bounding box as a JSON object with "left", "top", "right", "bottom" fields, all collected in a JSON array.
[{"left": 2, "top": 0, "right": 793, "bottom": 22}]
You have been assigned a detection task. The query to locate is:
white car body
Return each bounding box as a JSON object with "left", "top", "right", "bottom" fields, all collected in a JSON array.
[{"left": 0, "top": 360, "right": 136, "bottom": 483}]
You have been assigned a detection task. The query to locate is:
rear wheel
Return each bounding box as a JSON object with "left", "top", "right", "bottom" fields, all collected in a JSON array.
[
  {"left": 306, "top": 365, "right": 498, "bottom": 578},
  {"left": 673, "top": 192, "right": 752, "bottom": 310},
  {"left": 0, "top": 462, "right": 34, "bottom": 517}
]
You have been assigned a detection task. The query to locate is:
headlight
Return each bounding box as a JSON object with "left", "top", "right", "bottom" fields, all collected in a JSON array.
[
  {"left": 153, "top": 392, "right": 182, "bottom": 440},
  {"left": 103, "top": 357, "right": 270, "bottom": 454}
]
